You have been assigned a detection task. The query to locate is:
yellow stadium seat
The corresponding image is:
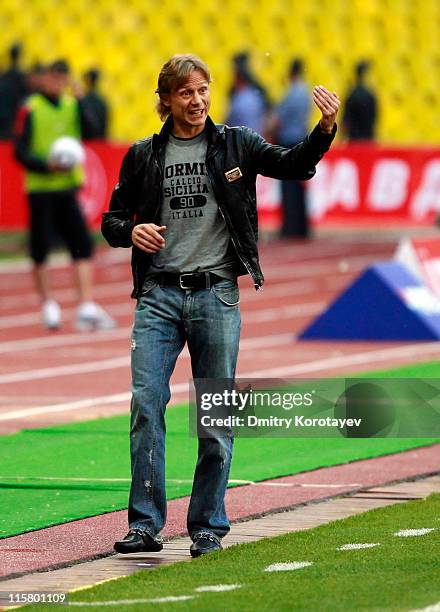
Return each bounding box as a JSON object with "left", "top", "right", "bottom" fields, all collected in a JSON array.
[{"left": 1, "top": 0, "right": 438, "bottom": 142}]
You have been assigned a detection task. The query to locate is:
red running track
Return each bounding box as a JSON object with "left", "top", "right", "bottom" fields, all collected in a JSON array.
[
  {"left": 2, "top": 236, "right": 440, "bottom": 435},
  {"left": 1, "top": 234, "right": 440, "bottom": 579}
]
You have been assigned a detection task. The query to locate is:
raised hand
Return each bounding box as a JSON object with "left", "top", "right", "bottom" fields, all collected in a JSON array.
[{"left": 313, "top": 85, "right": 340, "bottom": 133}]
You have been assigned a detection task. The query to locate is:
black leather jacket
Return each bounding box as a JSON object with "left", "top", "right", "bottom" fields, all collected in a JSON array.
[{"left": 101, "top": 115, "right": 336, "bottom": 298}]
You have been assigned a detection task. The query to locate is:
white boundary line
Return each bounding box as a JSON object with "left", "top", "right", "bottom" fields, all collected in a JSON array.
[
  {"left": 244, "top": 301, "right": 323, "bottom": 323},
  {"left": 0, "top": 476, "right": 361, "bottom": 488},
  {"left": 0, "top": 242, "right": 389, "bottom": 275},
  {"left": 243, "top": 341, "right": 440, "bottom": 378},
  {"left": 0, "top": 302, "right": 129, "bottom": 329},
  {"left": 2, "top": 340, "right": 440, "bottom": 421},
  {"left": 261, "top": 255, "right": 371, "bottom": 278},
  {"left": 0, "top": 249, "right": 390, "bottom": 307},
  {"left": 195, "top": 585, "right": 241, "bottom": 592},
  {"left": 0, "top": 333, "right": 294, "bottom": 383},
  {"left": 0, "top": 281, "right": 132, "bottom": 310},
  {"left": 0, "top": 277, "right": 322, "bottom": 313},
  {"left": 264, "top": 561, "right": 313, "bottom": 572},
  {"left": 394, "top": 528, "right": 435, "bottom": 537},
  {"left": 411, "top": 603, "right": 440, "bottom": 612},
  {"left": 337, "top": 543, "right": 380, "bottom": 550},
  {"left": 0, "top": 299, "right": 323, "bottom": 330},
  {"left": 0, "top": 327, "right": 132, "bottom": 353},
  {"left": 67, "top": 595, "right": 196, "bottom": 606},
  {"left": 0, "top": 249, "right": 131, "bottom": 274},
  {"left": 0, "top": 392, "right": 133, "bottom": 421},
  {"left": 0, "top": 357, "right": 130, "bottom": 384},
  {"left": 0, "top": 329, "right": 292, "bottom": 355}
]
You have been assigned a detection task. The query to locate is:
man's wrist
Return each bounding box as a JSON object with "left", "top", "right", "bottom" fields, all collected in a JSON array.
[{"left": 319, "top": 120, "right": 334, "bottom": 134}]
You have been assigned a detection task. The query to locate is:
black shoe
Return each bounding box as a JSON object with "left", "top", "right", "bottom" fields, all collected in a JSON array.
[
  {"left": 190, "top": 534, "right": 222, "bottom": 558},
  {"left": 114, "top": 529, "right": 163, "bottom": 554}
]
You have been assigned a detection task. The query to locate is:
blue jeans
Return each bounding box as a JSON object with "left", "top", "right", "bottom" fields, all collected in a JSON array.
[{"left": 128, "top": 278, "right": 241, "bottom": 542}]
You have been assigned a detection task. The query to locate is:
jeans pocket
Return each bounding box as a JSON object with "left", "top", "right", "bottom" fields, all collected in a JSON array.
[
  {"left": 212, "top": 280, "right": 240, "bottom": 306},
  {"left": 140, "top": 279, "right": 158, "bottom": 297},
  {"left": 136, "top": 280, "right": 158, "bottom": 312}
]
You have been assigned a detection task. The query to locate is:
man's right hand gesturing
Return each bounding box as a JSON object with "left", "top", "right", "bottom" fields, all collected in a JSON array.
[{"left": 132, "top": 224, "right": 167, "bottom": 253}]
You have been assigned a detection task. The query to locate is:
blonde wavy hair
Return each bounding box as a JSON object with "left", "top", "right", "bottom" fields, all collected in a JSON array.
[{"left": 155, "top": 54, "right": 212, "bottom": 121}]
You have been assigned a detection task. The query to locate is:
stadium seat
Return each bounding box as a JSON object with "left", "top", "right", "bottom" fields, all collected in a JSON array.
[{"left": 1, "top": 0, "right": 438, "bottom": 142}]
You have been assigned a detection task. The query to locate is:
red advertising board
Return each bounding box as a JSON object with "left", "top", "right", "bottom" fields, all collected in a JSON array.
[
  {"left": 1, "top": 141, "right": 439, "bottom": 230},
  {"left": 306, "top": 144, "right": 440, "bottom": 225}
]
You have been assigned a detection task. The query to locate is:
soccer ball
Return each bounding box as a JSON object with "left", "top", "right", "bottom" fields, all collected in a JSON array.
[{"left": 49, "top": 136, "right": 85, "bottom": 169}]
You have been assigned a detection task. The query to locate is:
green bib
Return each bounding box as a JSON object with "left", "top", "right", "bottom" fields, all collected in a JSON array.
[{"left": 25, "top": 93, "right": 84, "bottom": 193}]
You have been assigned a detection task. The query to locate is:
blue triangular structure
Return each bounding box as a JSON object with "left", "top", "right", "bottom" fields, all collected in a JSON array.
[{"left": 299, "top": 262, "right": 440, "bottom": 340}]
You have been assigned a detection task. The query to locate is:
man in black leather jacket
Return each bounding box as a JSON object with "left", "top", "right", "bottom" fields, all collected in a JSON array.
[{"left": 103, "top": 55, "right": 339, "bottom": 558}]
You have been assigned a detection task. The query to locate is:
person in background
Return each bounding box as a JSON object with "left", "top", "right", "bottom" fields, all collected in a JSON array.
[
  {"left": 26, "top": 62, "right": 46, "bottom": 95},
  {"left": 80, "top": 68, "right": 109, "bottom": 139},
  {"left": 0, "top": 42, "right": 28, "bottom": 140},
  {"left": 14, "top": 59, "right": 115, "bottom": 331},
  {"left": 343, "top": 60, "right": 378, "bottom": 141},
  {"left": 270, "top": 58, "right": 311, "bottom": 237},
  {"left": 225, "top": 52, "right": 270, "bottom": 135}
]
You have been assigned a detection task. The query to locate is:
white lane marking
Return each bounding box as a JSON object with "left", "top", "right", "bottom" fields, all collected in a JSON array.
[
  {"left": 0, "top": 278, "right": 318, "bottom": 337},
  {"left": 216, "top": 480, "right": 361, "bottom": 488},
  {"left": 0, "top": 281, "right": 132, "bottom": 310},
  {"left": 0, "top": 302, "right": 131, "bottom": 329},
  {"left": 0, "top": 382, "right": 186, "bottom": 422},
  {"left": 0, "top": 333, "right": 294, "bottom": 383},
  {"left": 258, "top": 482, "right": 361, "bottom": 488},
  {"left": 0, "top": 330, "right": 292, "bottom": 355},
  {"left": 194, "top": 585, "right": 241, "bottom": 592},
  {"left": 2, "top": 340, "right": 440, "bottom": 421},
  {"left": 68, "top": 595, "right": 195, "bottom": 606},
  {"left": 0, "top": 250, "right": 147, "bottom": 277},
  {"left": 264, "top": 561, "right": 313, "bottom": 572},
  {"left": 0, "top": 476, "right": 132, "bottom": 482},
  {"left": 411, "top": 602, "right": 440, "bottom": 612},
  {"left": 394, "top": 528, "right": 435, "bottom": 537},
  {"left": 0, "top": 357, "right": 130, "bottom": 384},
  {"left": 0, "top": 250, "right": 390, "bottom": 321},
  {"left": 337, "top": 543, "right": 380, "bottom": 550},
  {"left": 0, "top": 248, "right": 131, "bottom": 275},
  {"left": 0, "top": 298, "right": 322, "bottom": 330},
  {"left": 0, "top": 477, "right": 360, "bottom": 488},
  {"left": 243, "top": 302, "right": 323, "bottom": 323},
  {"left": 0, "top": 391, "right": 134, "bottom": 421},
  {"left": 0, "top": 327, "right": 131, "bottom": 353},
  {"left": 0, "top": 278, "right": 318, "bottom": 312},
  {"left": 0, "top": 245, "right": 388, "bottom": 277},
  {"left": 242, "top": 341, "right": 440, "bottom": 379},
  {"left": 226, "top": 333, "right": 294, "bottom": 350},
  {"left": 263, "top": 253, "right": 389, "bottom": 281}
]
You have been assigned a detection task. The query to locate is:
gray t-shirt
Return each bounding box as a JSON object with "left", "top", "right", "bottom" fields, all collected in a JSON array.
[{"left": 147, "top": 131, "right": 236, "bottom": 278}]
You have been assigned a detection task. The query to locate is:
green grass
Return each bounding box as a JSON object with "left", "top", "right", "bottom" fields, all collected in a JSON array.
[
  {"left": 364, "top": 360, "right": 440, "bottom": 378},
  {"left": 23, "top": 494, "right": 440, "bottom": 611},
  {"left": 1, "top": 359, "right": 440, "bottom": 539},
  {"left": 2, "top": 406, "right": 435, "bottom": 539}
]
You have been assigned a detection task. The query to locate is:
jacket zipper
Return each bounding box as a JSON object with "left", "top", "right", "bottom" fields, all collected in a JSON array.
[
  {"left": 153, "top": 152, "right": 165, "bottom": 222},
  {"left": 134, "top": 151, "right": 165, "bottom": 297},
  {"left": 206, "top": 158, "right": 261, "bottom": 288}
]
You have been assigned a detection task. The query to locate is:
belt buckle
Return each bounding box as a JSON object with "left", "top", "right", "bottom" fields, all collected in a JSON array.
[{"left": 179, "top": 273, "right": 194, "bottom": 289}]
